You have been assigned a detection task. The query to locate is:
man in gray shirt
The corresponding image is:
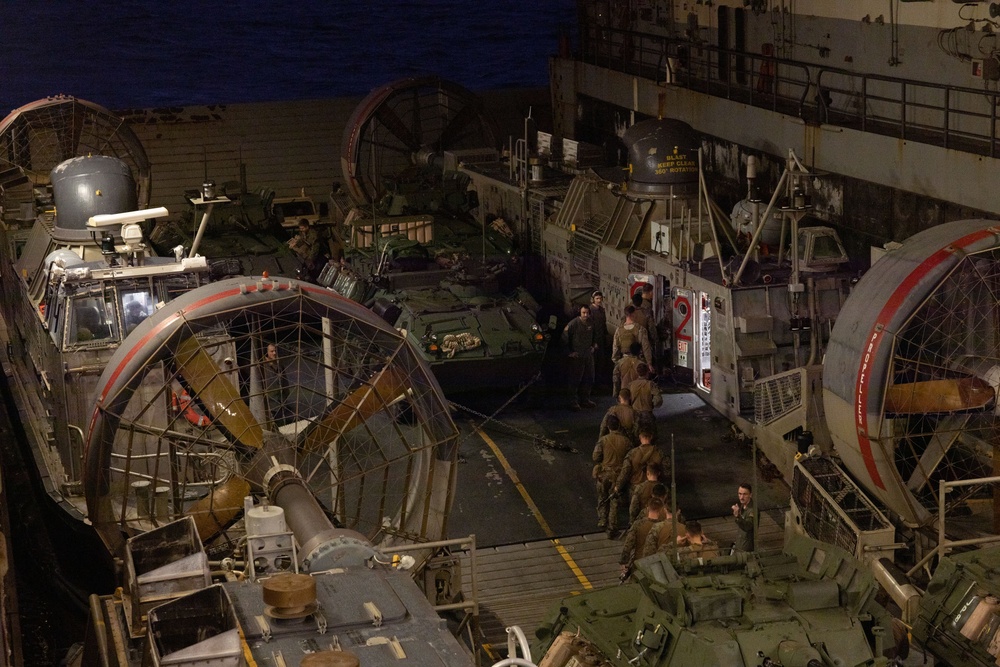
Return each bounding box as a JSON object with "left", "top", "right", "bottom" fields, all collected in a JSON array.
[{"left": 562, "top": 304, "right": 597, "bottom": 410}]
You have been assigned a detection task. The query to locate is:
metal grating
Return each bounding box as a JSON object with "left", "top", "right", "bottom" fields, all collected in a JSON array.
[
  {"left": 571, "top": 214, "right": 611, "bottom": 284},
  {"left": 792, "top": 464, "right": 859, "bottom": 555},
  {"left": 627, "top": 250, "right": 647, "bottom": 274},
  {"left": 754, "top": 370, "right": 802, "bottom": 425},
  {"left": 792, "top": 456, "right": 895, "bottom": 561}
]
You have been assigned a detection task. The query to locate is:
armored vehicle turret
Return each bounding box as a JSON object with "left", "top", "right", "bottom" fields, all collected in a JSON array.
[{"left": 533, "top": 534, "right": 895, "bottom": 667}]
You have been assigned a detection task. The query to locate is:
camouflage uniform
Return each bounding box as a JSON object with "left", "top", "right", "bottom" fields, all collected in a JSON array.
[
  {"left": 677, "top": 535, "right": 720, "bottom": 562},
  {"left": 616, "top": 442, "right": 663, "bottom": 496},
  {"left": 642, "top": 512, "right": 687, "bottom": 556},
  {"left": 612, "top": 353, "right": 643, "bottom": 397},
  {"left": 592, "top": 430, "right": 631, "bottom": 531},
  {"left": 612, "top": 322, "right": 651, "bottom": 366},
  {"left": 629, "top": 478, "right": 662, "bottom": 525},
  {"left": 599, "top": 402, "right": 636, "bottom": 442},
  {"left": 619, "top": 514, "right": 658, "bottom": 572},
  {"left": 628, "top": 375, "right": 662, "bottom": 439}
]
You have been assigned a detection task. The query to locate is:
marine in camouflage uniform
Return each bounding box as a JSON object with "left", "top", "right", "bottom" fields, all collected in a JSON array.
[
  {"left": 628, "top": 363, "right": 662, "bottom": 440},
  {"left": 592, "top": 415, "right": 631, "bottom": 533},
  {"left": 612, "top": 341, "right": 644, "bottom": 398},
  {"left": 628, "top": 463, "right": 665, "bottom": 525},
  {"left": 615, "top": 429, "right": 663, "bottom": 503},
  {"left": 599, "top": 387, "right": 636, "bottom": 442},
  {"left": 643, "top": 507, "right": 687, "bottom": 557},
  {"left": 676, "top": 520, "right": 719, "bottom": 562},
  {"left": 619, "top": 496, "right": 665, "bottom": 578},
  {"left": 612, "top": 306, "right": 652, "bottom": 367}
]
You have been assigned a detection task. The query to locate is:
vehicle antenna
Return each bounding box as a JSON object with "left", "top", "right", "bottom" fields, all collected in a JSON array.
[
  {"left": 752, "top": 434, "right": 759, "bottom": 553},
  {"left": 671, "top": 433, "right": 678, "bottom": 562}
]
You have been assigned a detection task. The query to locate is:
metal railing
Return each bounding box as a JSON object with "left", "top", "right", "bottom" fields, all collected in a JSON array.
[
  {"left": 578, "top": 22, "right": 1000, "bottom": 158},
  {"left": 906, "top": 476, "right": 1000, "bottom": 580}
]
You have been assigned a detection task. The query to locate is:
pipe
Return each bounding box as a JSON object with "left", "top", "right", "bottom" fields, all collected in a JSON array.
[
  {"left": 506, "top": 626, "right": 533, "bottom": 665},
  {"left": 189, "top": 202, "right": 215, "bottom": 257},
  {"left": 266, "top": 467, "right": 373, "bottom": 571},
  {"left": 697, "top": 148, "right": 727, "bottom": 279},
  {"left": 805, "top": 277, "right": 818, "bottom": 366},
  {"left": 86, "top": 593, "right": 114, "bottom": 667},
  {"left": 871, "top": 558, "right": 922, "bottom": 625},
  {"left": 733, "top": 169, "right": 788, "bottom": 285}
]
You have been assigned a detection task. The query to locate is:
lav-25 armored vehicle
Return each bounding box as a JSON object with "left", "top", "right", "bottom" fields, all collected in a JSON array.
[
  {"left": 322, "top": 77, "right": 551, "bottom": 395},
  {"left": 532, "top": 533, "right": 895, "bottom": 667}
]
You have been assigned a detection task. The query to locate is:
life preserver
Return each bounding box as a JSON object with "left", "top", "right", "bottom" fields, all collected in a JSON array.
[{"left": 171, "top": 391, "right": 211, "bottom": 427}]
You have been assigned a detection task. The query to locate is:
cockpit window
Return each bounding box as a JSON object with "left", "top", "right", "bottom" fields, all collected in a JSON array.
[
  {"left": 812, "top": 233, "right": 846, "bottom": 261},
  {"left": 70, "top": 295, "right": 117, "bottom": 344},
  {"left": 121, "top": 290, "right": 155, "bottom": 335}
]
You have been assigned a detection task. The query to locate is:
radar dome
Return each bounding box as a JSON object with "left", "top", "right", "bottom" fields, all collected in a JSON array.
[
  {"left": 51, "top": 155, "right": 137, "bottom": 241},
  {"left": 623, "top": 117, "right": 699, "bottom": 195}
]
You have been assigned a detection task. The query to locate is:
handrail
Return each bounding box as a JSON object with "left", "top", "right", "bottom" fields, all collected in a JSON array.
[
  {"left": 577, "top": 21, "right": 1000, "bottom": 158},
  {"left": 815, "top": 65, "right": 1000, "bottom": 157},
  {"left": 905, "top": 475, "right": 1000, "bottom": 580},
  {"left": 578, "top": 24, "right": 812, "bottom": 118}
]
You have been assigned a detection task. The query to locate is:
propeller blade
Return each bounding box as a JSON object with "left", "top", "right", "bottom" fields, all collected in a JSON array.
[
  {"left": 187, "top": 476, "right": 251, "bottom": 541},
  {"left": 374, "top": 104, "right": 421, "bottom": 152},
  {"left": 435, "top": 101, "right": 480, "bottom": 151},
  {"left": 174, "top": 336, "right": 264, "bottom": 450},
  {"left": 884, "top": 376, "right": 995, "bottom": 415},
  {"left": 302, "top": 367, "right": 409, "bottom": 453},
  {"left": 905, "top": 414, "right": 970, "bottom": 492}
]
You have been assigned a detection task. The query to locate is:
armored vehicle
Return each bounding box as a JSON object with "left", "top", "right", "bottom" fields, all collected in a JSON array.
[
  {"left": 324, "top": 77, "right": 551, "bottom": 394},
  {"left": 533, "top": 533, "right": 896, "bottom": 667}
]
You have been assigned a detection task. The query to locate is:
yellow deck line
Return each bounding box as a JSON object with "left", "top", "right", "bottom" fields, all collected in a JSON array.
[{"left": 475, "top": 425, "right": 593, "bottom": 590}]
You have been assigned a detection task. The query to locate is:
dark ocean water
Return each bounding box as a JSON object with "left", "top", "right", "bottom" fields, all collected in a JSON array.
[{"left": 0, "top": 0, "right": 576, "bottom": 113}]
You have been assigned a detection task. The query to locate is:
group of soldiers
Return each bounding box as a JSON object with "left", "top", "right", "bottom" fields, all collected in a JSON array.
[
  {"left": 576, "top": 286, "right": 755, "bottom": 577},
  {"left": 561, "top": 284, "right": 663, "bottom": 412},
  {"left": 565, "top": 284, "right": 757, "bottom": 578},
  {"left": 591, "top": 402, "right": 725, "bottom": 578},
  {"left": 593, "top": 403, "right": 757, "bottom": 576}
]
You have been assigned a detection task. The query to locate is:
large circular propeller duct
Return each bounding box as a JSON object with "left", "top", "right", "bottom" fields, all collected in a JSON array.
[
  {"left": 825, "top": 220, "right": 1000, "bottom": 529},
  {"left": 84, "top": 277, "right": 459, "bottom": 557},
  {"left": 0, "top": 95, "right": 150, "bottom": 208},
  {"left": 340, "top": 76, "right": 498, "bottom": 205}
]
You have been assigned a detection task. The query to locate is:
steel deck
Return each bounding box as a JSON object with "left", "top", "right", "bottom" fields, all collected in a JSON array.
[{"left": 445, "top": 382, "right": 791, "bottom": 653}]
